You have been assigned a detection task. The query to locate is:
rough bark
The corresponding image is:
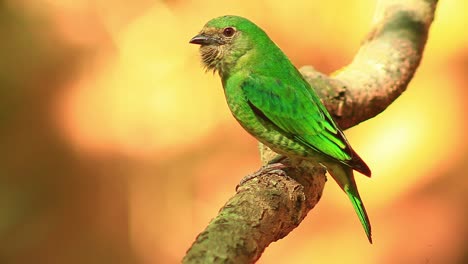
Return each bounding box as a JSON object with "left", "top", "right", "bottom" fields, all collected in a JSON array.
[{"left": 183, "top": 0, "right": 438, "bottom": 263}]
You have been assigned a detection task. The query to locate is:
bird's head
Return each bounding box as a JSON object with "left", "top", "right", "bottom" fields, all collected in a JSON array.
[{"left": 189, "top": 15, "right": 267, "bottom": 75}]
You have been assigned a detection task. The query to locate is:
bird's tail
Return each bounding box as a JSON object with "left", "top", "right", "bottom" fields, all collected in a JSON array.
[{"left": 323, "top": 161, "right": 372, "bottom": 243}]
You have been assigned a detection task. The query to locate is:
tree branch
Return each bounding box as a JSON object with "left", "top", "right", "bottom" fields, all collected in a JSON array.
[
  {"left": 183, "top": 1, "right": 438, "bottom": 263},
  {"left": 302, "top": 0, "right": 437, "bottom": 129},
  {"left": 183, "top": 159, "right": 326, "bottom": 264}
]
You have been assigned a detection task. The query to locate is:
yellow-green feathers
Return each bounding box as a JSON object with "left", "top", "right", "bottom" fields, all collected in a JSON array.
[{"left": 190, "top": 15, "right": 372, "bottom": 243}]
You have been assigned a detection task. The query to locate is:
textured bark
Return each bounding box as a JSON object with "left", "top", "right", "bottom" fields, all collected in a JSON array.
[
  {"left": 183, "top": 0, "right": 438, "bottom": 263},
  {"left": 302, "top": 0, "right": 438, "bottom": 129},
  {"left": 183, "top": 160, "right": 326, "bottom": 264}
]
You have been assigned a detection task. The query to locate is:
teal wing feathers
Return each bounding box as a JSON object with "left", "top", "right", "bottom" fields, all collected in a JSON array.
[{"left": 241, "top": 74, "right": 371, "bottom": 176}]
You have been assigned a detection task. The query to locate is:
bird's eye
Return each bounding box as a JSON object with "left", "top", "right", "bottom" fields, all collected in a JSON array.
[{"left": 222, "top": 27, "right": 235, "bottom": 37}]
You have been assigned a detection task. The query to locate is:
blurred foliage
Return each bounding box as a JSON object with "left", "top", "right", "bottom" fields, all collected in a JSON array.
[{"left": 0, "top": 2, "right": 135, "bottom": 263}]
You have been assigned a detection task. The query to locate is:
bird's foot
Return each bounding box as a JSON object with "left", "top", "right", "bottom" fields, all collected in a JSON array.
[
  {"left": 267, "top": 154, "right": 287, "bottom": 165},
  {"left": 236, "top": 163, "right": 287, "bottom": 190}
]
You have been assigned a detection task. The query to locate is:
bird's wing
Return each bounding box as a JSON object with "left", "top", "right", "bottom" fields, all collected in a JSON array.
[{"left": 242, "top": 75, "right": 370, "bottom": 176}]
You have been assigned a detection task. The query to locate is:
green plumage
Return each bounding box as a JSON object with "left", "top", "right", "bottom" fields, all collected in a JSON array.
[{"left": 190, "top": 15, "right": 372, "bottom": 243}]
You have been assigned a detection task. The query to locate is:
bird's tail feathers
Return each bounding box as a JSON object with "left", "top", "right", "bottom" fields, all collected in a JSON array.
[
  {"left": 347, "top": 184, "right": 372, "bottom": 243},
  {"left": 324, "top": 161, "right": 372, "bottom": 243},
  {"left": 349, "top": 148, "right": 371, "bottom": 177}
]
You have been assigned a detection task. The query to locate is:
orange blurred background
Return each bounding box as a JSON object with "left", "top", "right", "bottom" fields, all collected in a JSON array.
[{"left": 0, "top": 0, "right": 467, "bottom": 263}]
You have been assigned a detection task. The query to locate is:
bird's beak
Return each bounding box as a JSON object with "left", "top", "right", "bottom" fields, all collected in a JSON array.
[{"left": 189, "top": 33, "right": 217, "bottom": 45}]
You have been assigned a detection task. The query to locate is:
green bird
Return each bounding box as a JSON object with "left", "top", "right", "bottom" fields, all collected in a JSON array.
[{"left": 189, "top": 15, "right": 372, "bottom": 243}]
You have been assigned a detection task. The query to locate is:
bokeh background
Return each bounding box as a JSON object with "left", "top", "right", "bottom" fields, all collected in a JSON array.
[{"left": 0, "top": 0, "right": 467, "bottom": 263}]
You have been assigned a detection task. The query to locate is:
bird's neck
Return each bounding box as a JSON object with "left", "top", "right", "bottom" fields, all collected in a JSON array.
[
  {"left": 220, "top": 43, "right": 294, "bottom": 84},
  {"left": 217, "top": 45, "right": 248, "bottom": 76}
]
